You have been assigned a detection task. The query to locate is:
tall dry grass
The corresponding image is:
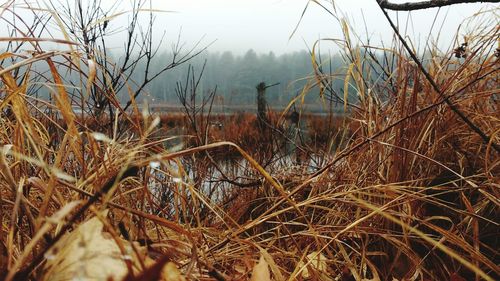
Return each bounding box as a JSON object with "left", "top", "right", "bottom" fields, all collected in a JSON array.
[{"left": 0, "top": 2, "right": 499, "bottom": 281}]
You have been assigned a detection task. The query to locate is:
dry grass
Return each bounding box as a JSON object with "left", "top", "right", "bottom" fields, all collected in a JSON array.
[{"left": 0, "top": 3, "right": 499, "bottom": 281}]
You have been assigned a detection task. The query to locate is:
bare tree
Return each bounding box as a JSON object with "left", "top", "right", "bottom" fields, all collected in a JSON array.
[{"left": 46, "top": 0, "right": 207, "bottom": 131}]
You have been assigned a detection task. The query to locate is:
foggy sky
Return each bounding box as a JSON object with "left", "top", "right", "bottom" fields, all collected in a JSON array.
[
  {"left": 146, "top": 0, "right": 497, "bottom": 54},
  {"left": 4, "top": 0, "right": 499, "bottom": 54}
]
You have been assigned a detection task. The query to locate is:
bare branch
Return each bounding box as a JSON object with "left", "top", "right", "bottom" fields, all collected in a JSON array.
[
  {"left": 377, "top": 0, "right": 498, "bottom": 11},
  {"left": 376, "top": 1, "right": 500, "bottom": 152}
]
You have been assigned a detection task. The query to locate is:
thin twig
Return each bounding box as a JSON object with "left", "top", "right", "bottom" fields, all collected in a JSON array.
[{"left": 377, "top": 1, "right": 500, "bottom": 153}]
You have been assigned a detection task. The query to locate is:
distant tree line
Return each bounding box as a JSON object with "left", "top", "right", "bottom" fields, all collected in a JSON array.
[
  {"left": 22, "top": 47, "right": 391, "bottom": 111},
  {"left": 126, "top": 49, "right": 347, "bottom": 107}
]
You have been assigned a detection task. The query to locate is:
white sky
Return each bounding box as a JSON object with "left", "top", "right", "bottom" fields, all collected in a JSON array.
[
  {"left": 145, "top": 0, "right": 497, "bottom": 54},
  {"left": 4, "top": 0, "right": 499, "bottom": 54}
]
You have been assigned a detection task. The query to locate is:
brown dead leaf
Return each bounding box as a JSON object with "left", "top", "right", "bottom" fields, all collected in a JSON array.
[
  {"left": 250, "top": 255, "right": 271, "bottom": 281},
  {"left": 41, "top": 211, "right": 138, "bottom": 281},
  {"left": 162, "top": 262, "right": 186, "bottom": 281}
]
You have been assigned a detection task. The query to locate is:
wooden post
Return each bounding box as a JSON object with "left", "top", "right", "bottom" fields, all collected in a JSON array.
[{"left": 256, "top": 82, "right": 268, "bottom": 128}]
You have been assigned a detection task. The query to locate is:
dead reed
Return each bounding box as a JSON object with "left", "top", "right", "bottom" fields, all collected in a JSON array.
[{"left": 0, "top": 2, "right": 498, "bottom": 281}]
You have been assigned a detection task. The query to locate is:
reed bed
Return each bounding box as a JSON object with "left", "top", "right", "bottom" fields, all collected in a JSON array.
[{"left": 0, "top": 2, "right": 499, "bottom": 281}]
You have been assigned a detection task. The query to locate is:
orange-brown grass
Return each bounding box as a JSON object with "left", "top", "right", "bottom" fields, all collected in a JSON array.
[
  {"left": 305, "top": 113, "right": 357, "bottom": 151},
  {"left": 154, "top": 112, "right": 349, "bottom": 159},
  {"left": 0, "top": 4, "right": 499, "bottom": 281}
]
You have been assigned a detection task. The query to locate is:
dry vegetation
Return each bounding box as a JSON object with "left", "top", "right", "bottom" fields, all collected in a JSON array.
[{"left": 0, "top": 1, "right": 499, "bottom": 281}]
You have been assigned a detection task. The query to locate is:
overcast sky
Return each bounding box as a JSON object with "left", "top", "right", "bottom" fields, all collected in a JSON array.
[
  {"left": 5, "top": 0, "right": 499, "bottom": 54},
  {"left": 144, "top": 0, "right": 497, "bottom": 54}
]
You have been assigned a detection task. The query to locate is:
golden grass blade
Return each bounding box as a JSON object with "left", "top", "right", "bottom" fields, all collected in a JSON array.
[
  {"left": 344, "top": 63, "right": 354, "bottom": 112},
  {"left": 4, "top": 201, "right": 82, "bottom": 281},
  {"left": 349, "top": 194, "right": 495, "bottom": 281},
  {"left": 0, "top": 37, "right": 77, "bottom": 45}
]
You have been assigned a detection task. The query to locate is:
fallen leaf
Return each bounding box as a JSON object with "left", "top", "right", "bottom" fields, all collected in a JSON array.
[
  {"left": 41, "top": 211, "right": 138, "bottom": 281},
  {"left": 162, "top": 262, "right": 186, "bottom": 281},
  {"left": 250, "top": 255, "right": 271, "bottom": 281}
]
